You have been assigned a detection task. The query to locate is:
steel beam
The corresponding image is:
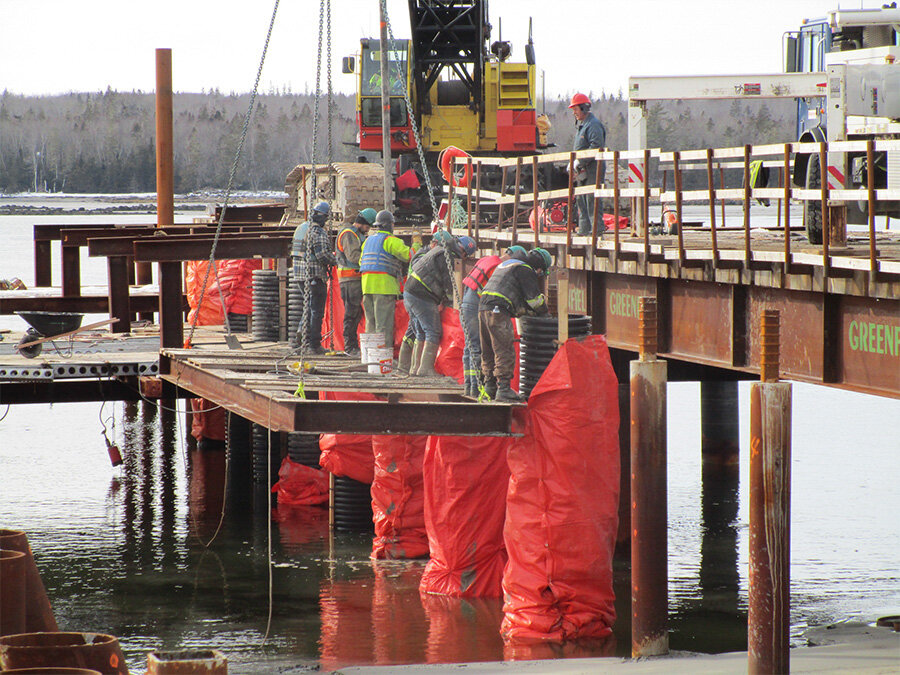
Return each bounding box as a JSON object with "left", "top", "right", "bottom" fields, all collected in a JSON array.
[
  {"left": 134, "top": 236, "right": 291, "bottom": 262},
  {"left": 161, "top": 357, "right": 524, "bottom": 436}
]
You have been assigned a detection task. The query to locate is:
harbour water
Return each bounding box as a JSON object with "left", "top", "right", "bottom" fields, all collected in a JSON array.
[{"left": 0, "top": 199, "right": 898, "bottom": 672}]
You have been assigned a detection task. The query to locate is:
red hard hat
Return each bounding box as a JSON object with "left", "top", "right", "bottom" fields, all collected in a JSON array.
[{"left": 568, "top": 92, "right": 591, "bottom": 108}]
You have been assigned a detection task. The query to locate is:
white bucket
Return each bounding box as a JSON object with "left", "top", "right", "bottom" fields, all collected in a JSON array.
[
  {"left": 359, "top": 332, "right": 385, "bottom": 364},
  {"left": 368, "top": 347, "right": 394, "bottom": 375}
]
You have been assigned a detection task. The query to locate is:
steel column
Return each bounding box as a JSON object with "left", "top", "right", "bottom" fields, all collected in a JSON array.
[
  {"left": 700, "top": 380, "right": 739, "bottom": 470},
  {"left": 107, "top": 255, "right": 131, "bottom": 333},
  {"left": 630, "top": 297, "right": 668, "bottom": 657},
  {"left": 748, "top": 310, "right": 792, "bottom": 674}
]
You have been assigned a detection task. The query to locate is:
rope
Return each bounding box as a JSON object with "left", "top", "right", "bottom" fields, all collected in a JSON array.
[{"left": 185, "top": 0, "right": 281, "bottom": 350}]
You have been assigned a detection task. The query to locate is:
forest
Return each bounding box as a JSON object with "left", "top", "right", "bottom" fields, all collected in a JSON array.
[{"left": 0, "top": 88, "right": 797, "bottom": 194}]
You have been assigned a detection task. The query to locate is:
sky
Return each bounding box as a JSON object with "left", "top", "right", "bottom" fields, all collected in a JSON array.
[{"left": 0, "top": 0, "right": 872, "bottom": 99}]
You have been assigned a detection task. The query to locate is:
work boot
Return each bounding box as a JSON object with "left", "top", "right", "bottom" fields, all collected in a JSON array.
[
  {"left": 416, "top": 341, "right": 440, "bottom": 377},
  {"left": 482, "top": 376, "right": 497, "bottom": 400},
  {"left": 494, "top": 379, "right": 523, "bottom": 402},
  {"left": 464, "top": 377, "right": 474, "bottom": 397},
  {"left": 397, "top": 339, "right": 414, "bottom": 374},
  {"left": 410, "top": 340, "right": 425, "bottom": 376}
]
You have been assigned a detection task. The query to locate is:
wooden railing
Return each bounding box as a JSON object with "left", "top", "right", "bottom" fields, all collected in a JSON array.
[{"left": 451, "top": 140, "right": 900, "bottom": 279}]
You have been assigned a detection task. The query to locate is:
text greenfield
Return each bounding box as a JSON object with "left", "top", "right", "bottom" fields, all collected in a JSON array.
[
  {"left": 609, "top": 291, "right": 641, "bottom": 318},
  {"left": 848, "top": 320, "right": 900, "bottom": 356}
]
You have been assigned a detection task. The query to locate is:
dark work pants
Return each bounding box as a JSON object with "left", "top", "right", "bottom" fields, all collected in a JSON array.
[
  {"left": 298, "top": 277, "right": 327, "bottom": 350},
  {"left": 479, "top": 308, "right": 516, "bottom": 382},
  {"left": 339, "top": 279, "right": 363, "bottom": 350}
]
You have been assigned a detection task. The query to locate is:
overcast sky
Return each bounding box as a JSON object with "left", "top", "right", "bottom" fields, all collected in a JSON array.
[{"left": 0, "top": 0, "right": 867, "bottom": 99}]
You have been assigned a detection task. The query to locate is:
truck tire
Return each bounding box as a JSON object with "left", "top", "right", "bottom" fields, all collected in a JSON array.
[{"left": 804, "top": 158, "right": 823, "bottom": 244}]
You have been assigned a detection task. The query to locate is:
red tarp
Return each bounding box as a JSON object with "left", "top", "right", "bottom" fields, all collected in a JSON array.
[
  {"left": 218, "top": 258, "right": 261, "bottom": 315},
  {"left": 186, "top": 260, "right": 224, "bottom": 326},
  {"left": 501, "top": 335, "right": 620, "bottom": 644},
  {"left": 190, "top": 397, "right": 225, "bottom": 442},
  {"left": 319, "top": 391, "right": 376, "bottom": 485},
  {"left": 419, "top": 436, "right": 511, "bottom": 598},
  {"left": 371, "top": 435, "right": 429, "bottom": 559},
  {"left": 272, "top": 456, "right": 329, "bottom": 507}
]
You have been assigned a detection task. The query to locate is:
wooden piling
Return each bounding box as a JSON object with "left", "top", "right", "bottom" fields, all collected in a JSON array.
[
  {"left": 749, "top": 309, "right": 792, "bottom": 674},
  {"left": 630, "top": 297, "right": 668, "bottom": 657}
]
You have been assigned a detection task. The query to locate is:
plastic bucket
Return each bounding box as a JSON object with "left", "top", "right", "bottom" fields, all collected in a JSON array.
[
  {"left": 359, "top": 332, "right": 384, "bottom": 364},
  {"left": 0, "top": 632, "right": 129, "bottom": 674},
  {"left": 367, "top": 347, "right": 394, "bottom": 375}
]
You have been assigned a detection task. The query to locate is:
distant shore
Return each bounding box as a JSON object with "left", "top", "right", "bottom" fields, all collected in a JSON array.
[{"left": 0, "top": 192, "right": 285, "bottom": 216}]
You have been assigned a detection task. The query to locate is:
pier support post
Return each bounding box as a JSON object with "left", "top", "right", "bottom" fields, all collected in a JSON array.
[
  {"left": 749, "top": 310, "right": 792, "bottom": 674},
  {"left": 615, "top": 381, "right": 631, "bottom": 556},
  {"left": 701, "top": 380, "right": 739, "bottom": 470},
  {"left": 630, "top": 296, "right": 668, "bottom": 657},
  {"left": 151, "top": 48, "right": 174, "bottom": 323}
]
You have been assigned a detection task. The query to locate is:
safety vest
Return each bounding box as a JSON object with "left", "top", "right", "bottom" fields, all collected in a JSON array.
[
  {"left": 290, "top": 220, "right": 311, "bottom": 258},
  {"left": 407, "top": 247, "right": 451, "bottom": 304},
  {"left": 462, "top": 255, "right": 501, "bottom": 294},
  {"left": 359, "top": 231, "right": 403, "bottom": 279},
  {"left": 480, "top": 259, "right": 545, "bottom": 316},
  {"left": 335, "top": 226, "right": 362, "bottom": 279}
]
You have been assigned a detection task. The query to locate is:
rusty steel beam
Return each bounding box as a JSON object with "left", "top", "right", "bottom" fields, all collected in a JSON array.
[
  {"left": 34, "top": 240, "right": 52, "bottom": 287},
  {"left": 107, "top": 255, "right": 132, "bottom": 333},
  {"left": 0, "top": 378, "right": 177, "bottom": 405},
  {"left": 134, "top": 236, "right": 291, "bottom": 262},
  {"left": 158, "top": 261, "right": 183, "bottom": 349},
  {"left": 161, "top": 357, "right": 524, "bottom": 436},
  {"left": 630, "top": 297, "right": 669, "bottom": 657},
  {"left": 61, "top": 245, "right": 81, "bottom": 296},
  {"left": 0, "top": 293, "right": 169, "bottom": 315}
]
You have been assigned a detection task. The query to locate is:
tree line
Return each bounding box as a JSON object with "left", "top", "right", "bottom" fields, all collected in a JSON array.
[{"left": 0, "top": 88, "right": 797, "bottom": 194}]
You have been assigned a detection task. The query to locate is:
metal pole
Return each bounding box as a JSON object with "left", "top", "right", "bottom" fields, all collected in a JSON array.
[
  {"left": 630, "top": 296, "right": 668, "bottom": 657},
  {"left": 378, "top": 12, "right": 392, "bottom": 211},
  {"left": 701, "top": 381, "right": 739, "bottom": 471},
  {"left": 749, "top": 309, "right": 791, "bottom": 675},
  {"left": 156, "top": 48, "right": 181, "bottom": 348}
]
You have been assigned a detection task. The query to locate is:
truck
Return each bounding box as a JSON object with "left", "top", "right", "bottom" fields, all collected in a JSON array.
[{"left": 786, "top": 6, "right": 900, "bottom": 242}]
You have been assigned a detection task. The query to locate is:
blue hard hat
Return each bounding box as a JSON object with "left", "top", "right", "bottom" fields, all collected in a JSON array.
[
  {"left": 456, "top": 235, "right": 476, "bottom": 257},
  {"left": 312, "top": 201, "right": 330, "bottom": 216},
  {"left": 432, "top": 229, "right": 454, "bottom": 246}
]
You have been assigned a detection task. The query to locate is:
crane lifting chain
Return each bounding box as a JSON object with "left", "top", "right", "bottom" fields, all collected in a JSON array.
[
  {"left": 184, "top": 0, "right": 281, "bottom": 351},
  {"left": 380, "top": 0, "right": 485, "bottom": 397}
]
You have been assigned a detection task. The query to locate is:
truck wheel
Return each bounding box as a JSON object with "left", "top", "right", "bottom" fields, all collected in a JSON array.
[{"left": 804, "top": 158, "right": 823, "bottom": 244}]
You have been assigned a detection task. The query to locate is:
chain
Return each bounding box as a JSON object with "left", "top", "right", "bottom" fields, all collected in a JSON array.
[
  {"left": 186, "top": 0, "right": 280, "bottom": 349},
  {"left": 380, "top": 0, "right": 484, "bottom": 394},
  {"left": 326, "top": 0, "right": 336, "bottom": 350},
  {"left": 380, "top": 0, "right": 438, "bottom": 223},
  {"left": 299, "top": 0, "right": 328, "bottom": 364}
]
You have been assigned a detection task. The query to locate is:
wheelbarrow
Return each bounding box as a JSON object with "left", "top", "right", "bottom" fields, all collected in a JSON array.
[{"left": 15, "top": 311, "right": 119, "bottom": 358}]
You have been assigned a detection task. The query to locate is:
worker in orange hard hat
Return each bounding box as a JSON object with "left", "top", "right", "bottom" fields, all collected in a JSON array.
[{"left": 569, "top": 92, "right": 607, "bottom": 236}]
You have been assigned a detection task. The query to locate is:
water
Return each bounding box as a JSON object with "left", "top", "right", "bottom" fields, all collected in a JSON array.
[{"left": 1, "top": 200, "right": 898, "bottom": 672}]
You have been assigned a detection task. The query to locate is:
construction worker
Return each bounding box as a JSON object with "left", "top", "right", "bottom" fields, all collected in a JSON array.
[
  {"left": 403, "top": 235, "right": 477, "bottom": 377},
  {"left": 359, "top": 209, "right": 421, "bottom": 352},
  {"left": 335, "top": 207, "right": 376, "bottom": 355},
  {"left": 398, "top": 227, "right": 455, "bottom": 374},
  {"left": 460, "top": 245, "right": 527, "bottom": 396},
  {"left": 292, "top": 201, "right": 336, "bottom": 354},
  {"left": 478, "top": 247, "right": 552, "bottom": 402},
  {"left": 569, "top": 92, "right": 607, "bottom": 236}
]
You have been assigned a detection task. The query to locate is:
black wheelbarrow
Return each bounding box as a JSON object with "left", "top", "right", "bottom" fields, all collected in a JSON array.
[{"left": 14, "top": 312, "right": 118, "bottom": 358}]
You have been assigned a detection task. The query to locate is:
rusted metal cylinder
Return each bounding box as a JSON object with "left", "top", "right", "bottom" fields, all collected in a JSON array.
[
  {"left": 0, "top": 550, "right": 26, "bottom": 637},
  {"left": 700, "top": 380, "right": 740, "bottom": 471},
  {"left": 0, "top": 632, "right": 129, "bottom": 674},
  {"left": 630, "top": 297, "right": 668, "bottom": 656},
  {"left": 146, "top": 649, "right": 227, "bottom": 674},
  {"left": 0, "top": 529, "right": 57, "bottom": 632},
  {"left": 748, "top": 381, "right": 792, "bottom": 674},
  {"left": 638, "top": 297, "right": 657, "bottom": 361},
  {"left": 760, "top": 309, "right": 780, "bottom": 382},
  {"left": 155, "top": 48, "right": 174, "bottom": 228}
]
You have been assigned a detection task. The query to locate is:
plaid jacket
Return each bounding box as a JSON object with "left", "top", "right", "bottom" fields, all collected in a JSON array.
[{"left": 292, "top": 221, "right": 336, "bottom": 281}]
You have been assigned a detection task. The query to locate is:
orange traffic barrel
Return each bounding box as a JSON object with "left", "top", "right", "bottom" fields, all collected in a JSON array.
[
  {"left": 0, "top": 550, "right": 26, "bottom": 636},
  {"left": 0, "top": 632, "right": 129, "bottom": 674},
  {"left": 0, "top": 529, "right": 58, "bottom": 632}
]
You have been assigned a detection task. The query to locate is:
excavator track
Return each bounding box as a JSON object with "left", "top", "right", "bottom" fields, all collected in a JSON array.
[{"left": 283, "top": 162, "right": 385, "bottom": 226}]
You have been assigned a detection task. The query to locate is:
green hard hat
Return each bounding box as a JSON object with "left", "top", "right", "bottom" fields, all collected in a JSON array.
[{"left": 358, "top": 207, "right": 377, "bottom": 225}]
